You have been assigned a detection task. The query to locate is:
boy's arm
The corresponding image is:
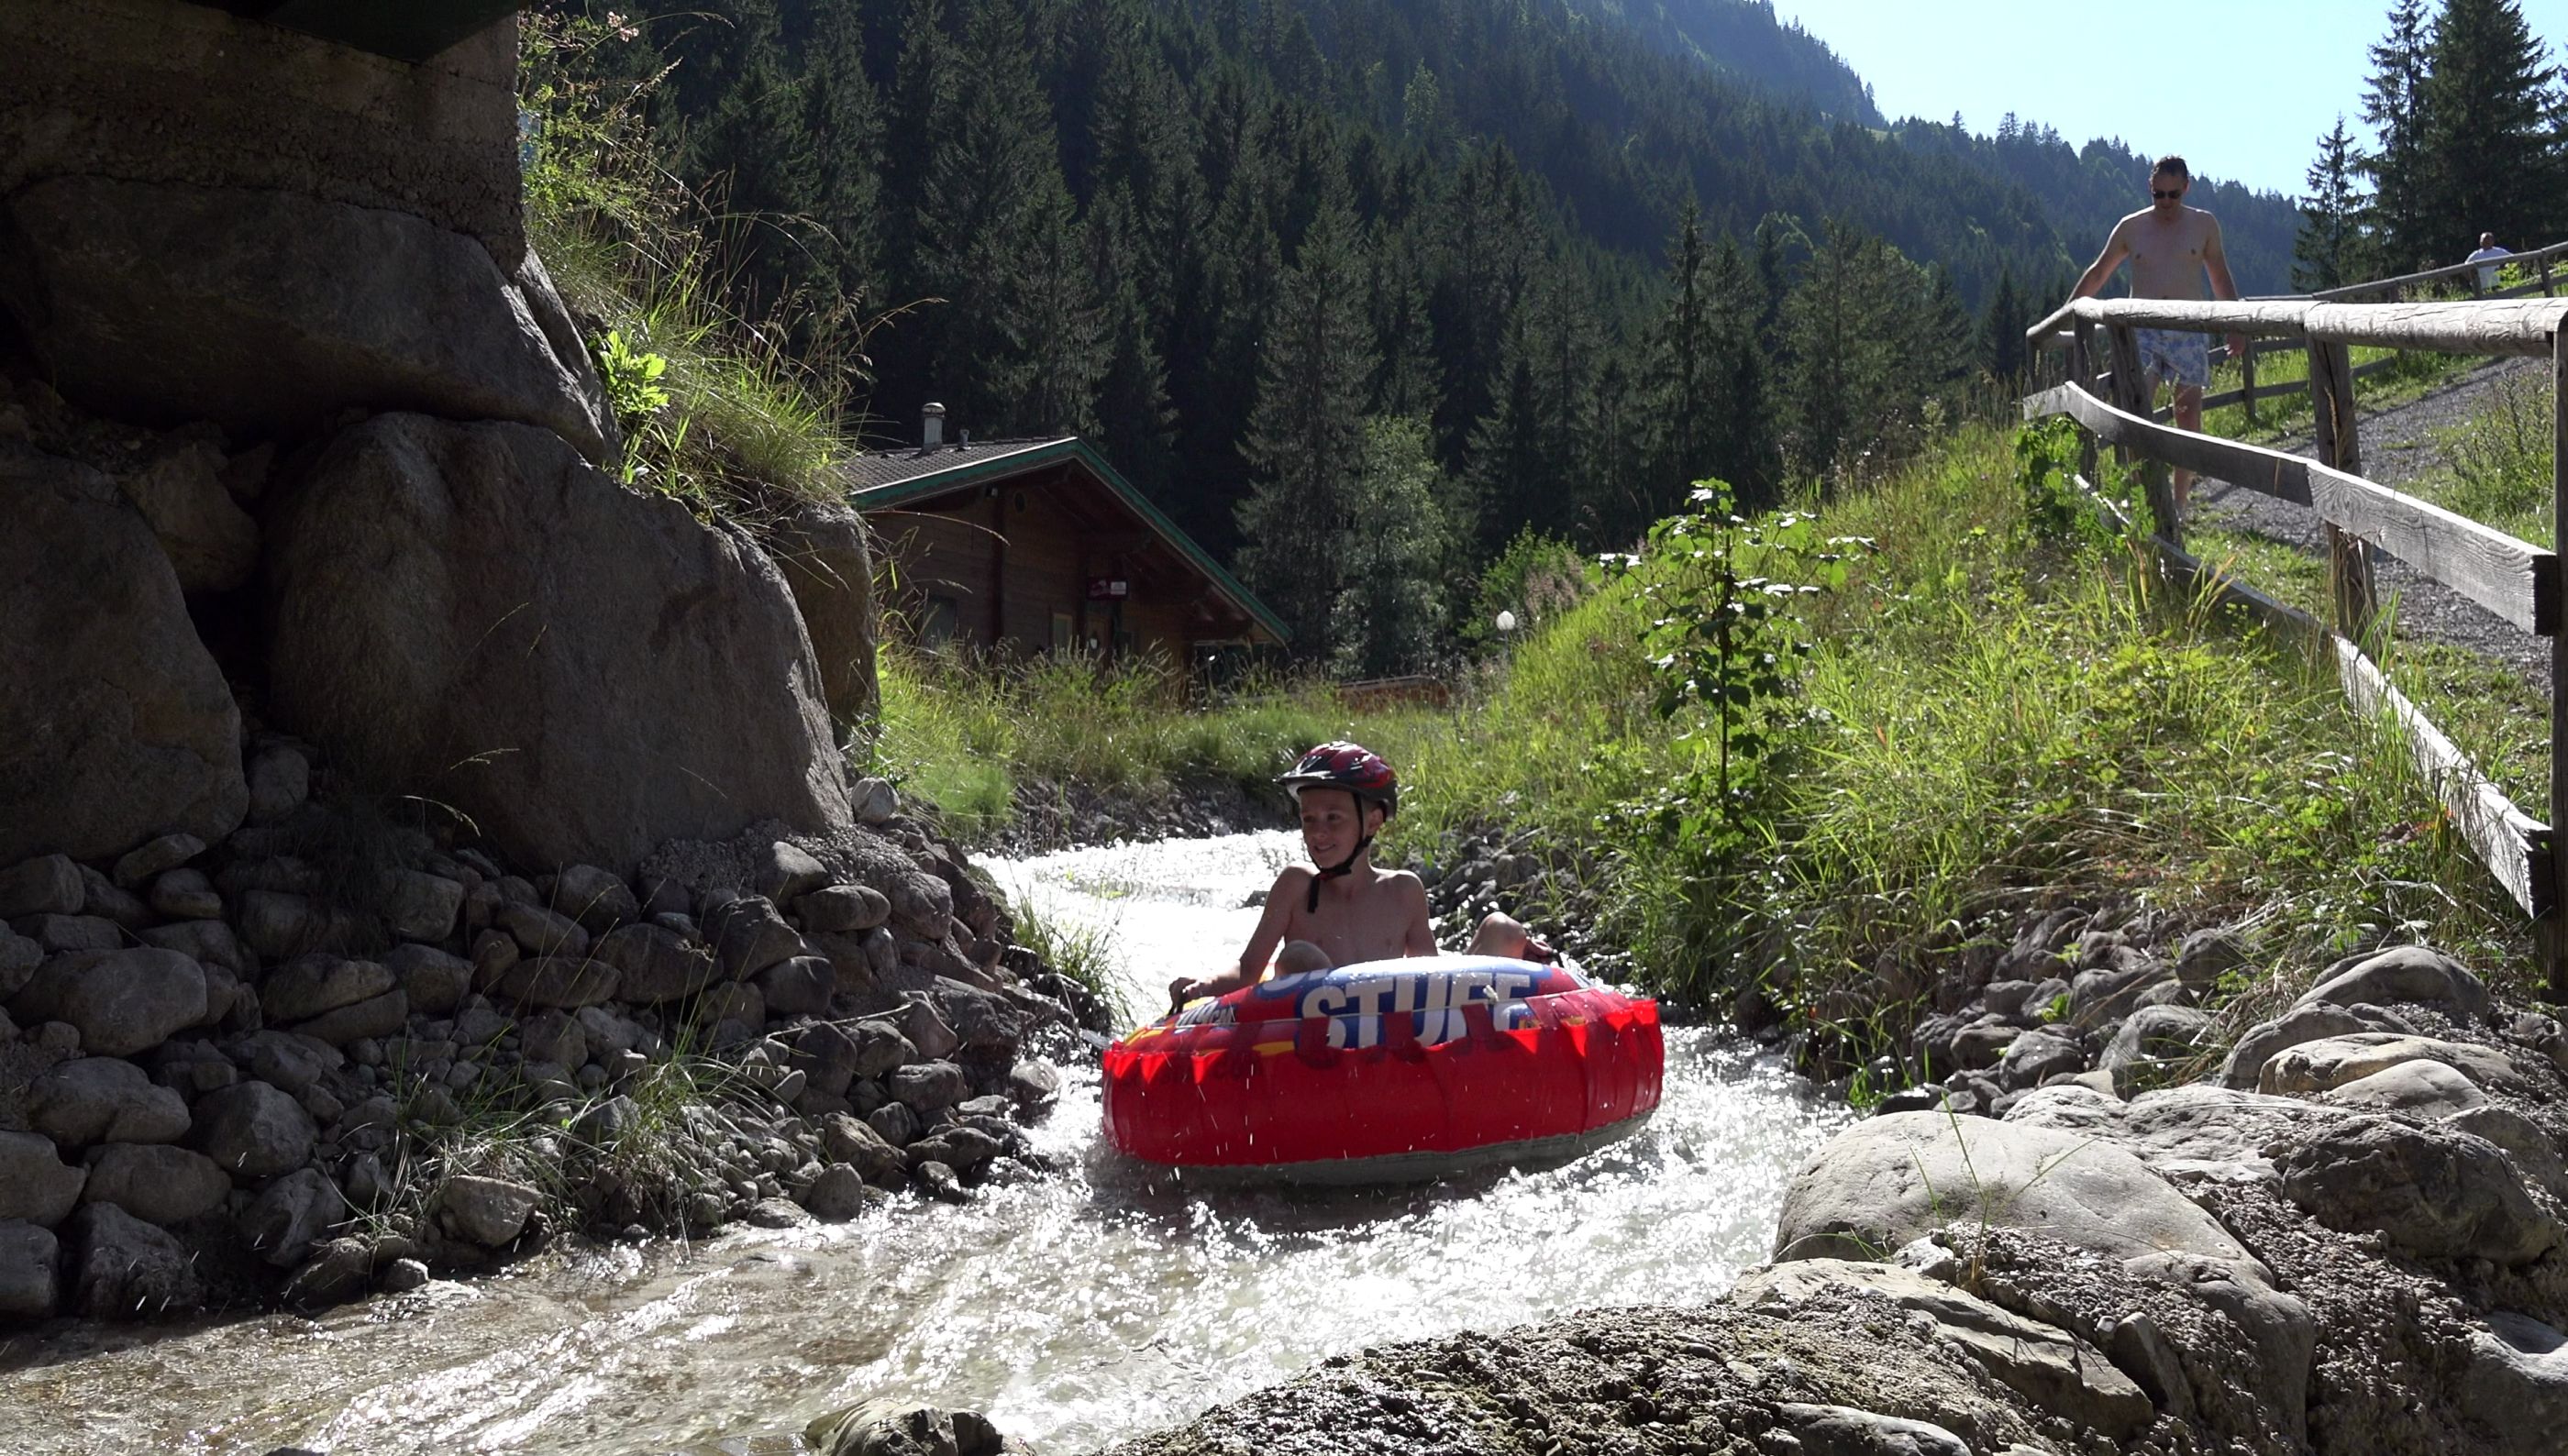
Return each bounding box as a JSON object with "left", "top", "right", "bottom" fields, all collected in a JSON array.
[
  {"left": 1169, "top": 869, "right": 1302, "bottom": 1008},
  {"left": 1398, "top": 873, "right": 1438, "bottom": 956}
]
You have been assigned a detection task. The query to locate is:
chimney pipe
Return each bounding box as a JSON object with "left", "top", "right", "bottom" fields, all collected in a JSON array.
[{"left": 923, "top": 402, "right": 946, "bottom": 448}]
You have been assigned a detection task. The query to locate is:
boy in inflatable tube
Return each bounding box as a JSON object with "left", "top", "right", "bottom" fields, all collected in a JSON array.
[{"left": 1167, "top": 742, "right": 1551, "bottom": 1011}]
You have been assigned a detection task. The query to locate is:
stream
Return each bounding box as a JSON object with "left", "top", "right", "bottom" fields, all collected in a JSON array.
[{"left": 1, "top": 832, "right": 1849, "bottom": 1455}]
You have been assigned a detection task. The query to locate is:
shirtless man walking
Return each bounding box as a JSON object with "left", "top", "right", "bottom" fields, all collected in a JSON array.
[{"left": 2065, "top": 155, "right": 2249, "bottom": 514}]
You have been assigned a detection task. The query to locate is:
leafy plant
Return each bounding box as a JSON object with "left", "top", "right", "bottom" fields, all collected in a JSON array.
[
  {"left": 2011, "top": 416, "right": 2128, "bottom": 552},
  {"left": 593, "top": 329, "right": 671, "bottom": 445}
]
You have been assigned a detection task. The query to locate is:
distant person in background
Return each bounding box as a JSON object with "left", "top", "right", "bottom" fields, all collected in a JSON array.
[
  {"left": 2064, "top": 155, "right": 2249, "bottom": 518},
  {"left": 2466, "top": 233, "right": 2513, "bottom": 292}
]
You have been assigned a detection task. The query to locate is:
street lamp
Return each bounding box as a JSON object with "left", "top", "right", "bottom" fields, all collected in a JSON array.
[{"left": 1495, "top": 610, "right": 1517, "bottom": 634}]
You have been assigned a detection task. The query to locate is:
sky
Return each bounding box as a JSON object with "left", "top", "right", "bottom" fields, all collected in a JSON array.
[{"left": 1771, "top": 0, "right": 2568, "bottom": 197}]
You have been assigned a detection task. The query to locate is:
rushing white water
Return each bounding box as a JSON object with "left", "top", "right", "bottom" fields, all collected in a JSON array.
[{"left": 0, "top": 832, "right": 1849, "bottom": 1456}]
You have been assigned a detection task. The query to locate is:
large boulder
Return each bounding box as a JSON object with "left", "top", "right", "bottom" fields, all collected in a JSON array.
[
  {"left": 1772, "top": 1110, "right": 2256, "bottom": 1271},
  {"left": 0, "top": 177, "right": 613, "bottom": 462},
  {"left": 0, "top": 1131, "right": 86, "bottom": 1227},
  {"left": 264, "top": 414, "right": 850, "bottom": 877},
  {"left": 238, "top": 1167, "right": 344, "bottom": 1267},
  {"left": 764, "top": 502, "right": 882, "bottom": 734},
  {"left": 436, "top": 1174, "right": 538, "bottom": 1248},
  {"left": 188, "top": 1080, "right": 316, "bottom": 1180},
  {"left": 591, "top": 923, "right": 719, "bottom": 1004},
  {"left": 116, "top": 437, "right": 259, "bottom": 593},
  {"left": 2270, "top": 1116, "right": 2557, "bottom": 1264},
  {"left": 0, "top": 1221, "right": 60, "bottom": 1318},
  {"left": 0, "top": 446, "right": 247, "bottom": 864},
  {"left": 2259, "top": 1033, "right": 2517, "bottom": 1097},
  {"left": 2295, "top": 943, "right": 2489, "bottom": 1018}
]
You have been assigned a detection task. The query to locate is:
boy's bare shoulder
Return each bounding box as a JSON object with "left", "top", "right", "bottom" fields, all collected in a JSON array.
[{"left": 1269, "top": 864, "right": 1318, "bottom": 891}]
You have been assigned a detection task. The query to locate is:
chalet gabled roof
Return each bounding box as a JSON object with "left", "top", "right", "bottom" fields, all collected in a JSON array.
[{"left": 841, "top": 436, "right": 1290, "bottom": 645}]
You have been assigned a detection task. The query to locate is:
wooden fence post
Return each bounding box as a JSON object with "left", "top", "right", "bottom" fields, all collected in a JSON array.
[
  {"left": 2241, "top": 340, "right": 2259, "bottom": 425},
  {"left": 2550, "top": 326, "right": 2568, "bottom": 999},
  {"left": 2071, "top": 321, "right": 2100, "bottom": 482},
  {"left": 2109, "top": 325, "right": 2181, "bottom": 546},
  {"left": 2542, "top": 253, "right": 2556, "bottom": 298},
  {"left": 2307, "top": 339, "right": 2379, "bottom": 645}
]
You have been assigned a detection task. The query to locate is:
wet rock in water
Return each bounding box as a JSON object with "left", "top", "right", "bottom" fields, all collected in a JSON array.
[
  {"left": 0, "top": 1131, "right": 89, "bottom": 1227},
  {"left": 189, "top": 1081, "right": 317, "bottom": 1180},
  {"left": 914, "top": 1160, "right": 969, "bottom": 1204},
  {"left": 281, "top": 1236, "right": 374, "bottom": 1310},
  {"left": 239, "top": 1167, "right": 344, "bottom": 1267},
  {"left": 804, "top": 1398, "right": 977, "bottom": 1456},
  {"left": 2219, "top": 1002, "right": 2370, "bottom": 1089},
  {"left": 906, "top": 1127, "right": 1004, "bottom": 1174},
  {"left": 27, "top": 1056, "right": 190, "bottom": 1146},
  {"left": 866, "top": 1101, "right": 921, "bottom": 1148},
  {"left": 801, "top": 1163, "right": 878, "bottom": 1221},
  {"left": 1004, "top": 1060, "right": 1060, "bottom": 1109},
  {"left": 0, "top": 1221, "right": 61, "bottom": 1318},
  {"left": 81, "top": 1143, "right": 227, "bottom": 1226},
  {"left": 437, "top": 1175, "right": 540, "bottom": 1249},
  {"left": 2296, "top": 943, "right": 2488, "bottom": 1018},
  {"left": 380, "top": 1257, "right": 432, "bottom": 1294},
  {"left": 69, "top": 1202, "right": 202, "bottom": 1318},
  {"left": 822, "top": 1113, "right": 909, "bottom": 1188},
  {"left": 2271, "top": 1116, "right": 2557, "bottom": 1264},
  {"left": 744, "top": 1197, "right": 815, "bottom": 1230}
]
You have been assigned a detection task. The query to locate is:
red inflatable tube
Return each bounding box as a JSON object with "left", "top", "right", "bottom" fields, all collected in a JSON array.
[{"left": 1101, "top": 957, "right": 1664, "bottom": 1182}]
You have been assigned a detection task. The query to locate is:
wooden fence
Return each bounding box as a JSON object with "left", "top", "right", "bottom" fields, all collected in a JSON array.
[{"left": 2020, "top": 281, "right": 2568, "bottom": 994}]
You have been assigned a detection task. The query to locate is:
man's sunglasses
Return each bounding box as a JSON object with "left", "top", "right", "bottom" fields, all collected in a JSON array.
[{"left": 2152, "top": 188, "right": 2184, "bottom": 200}]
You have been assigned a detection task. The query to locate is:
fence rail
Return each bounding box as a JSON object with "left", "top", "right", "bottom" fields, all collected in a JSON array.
[{"left": 2020, "top": 260, "right": 2568, "bottom": 993}]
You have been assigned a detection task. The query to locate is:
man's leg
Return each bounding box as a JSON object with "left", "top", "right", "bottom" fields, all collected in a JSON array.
[{"left": 2171, "top": 382, "right": 2206, "bottom": 513}]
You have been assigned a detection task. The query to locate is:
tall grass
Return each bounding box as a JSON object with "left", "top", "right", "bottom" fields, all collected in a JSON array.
[{"left": 519, "top": 14, "right": 858, "bottom": 521}]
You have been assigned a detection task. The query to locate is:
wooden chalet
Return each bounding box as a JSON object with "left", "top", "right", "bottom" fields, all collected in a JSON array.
[{"left": 847, "top": 413, "right": 1288, "bottom": 662}]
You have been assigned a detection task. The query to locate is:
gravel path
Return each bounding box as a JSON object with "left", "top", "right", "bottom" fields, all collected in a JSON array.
[{"left": 2188, "top": 356, "right": 2551, "bottom": 689}]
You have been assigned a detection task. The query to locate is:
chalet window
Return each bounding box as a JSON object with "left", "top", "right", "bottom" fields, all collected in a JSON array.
[{"left": 921, "top": 594, "right": 959, "bottom": 652}]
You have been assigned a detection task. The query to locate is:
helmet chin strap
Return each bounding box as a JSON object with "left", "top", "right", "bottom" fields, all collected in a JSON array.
[{"left": 1306, "top": 833, "right": 1377, "bottom": 912}]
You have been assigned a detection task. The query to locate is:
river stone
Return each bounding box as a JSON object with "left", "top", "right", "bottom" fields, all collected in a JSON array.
[
  {"left": 149, "top": 868, "right": 223, "bottom": 921},
  {"left": 867, "top": 1101, "right": 920, "bottom": 1148},
  {"left": 591, "top": 923, "right": 719, "bottom": 1004},
  {"left": 188, "top": 1080, "right": 316, "bottom": 1179},
  {"left": 2219, "top": 1003, "right": 2369, "bottom": 1089},
  {"left": 68, "top": 1202, "right": 200, "bottom": 1318},
  {"left": 2321, "top": 1058, "right": 2489, "bottom": 1117},
  {"left": 237, "top": 1030, "right": 344, "bottom": 1095},
  {"left": 2100, "top": 1004, "right": 2218, "bottom": 1095},
  {"left": 853, "top": 778, "right": 899, "bottom": 825},
  {"left": 282, "top": 1236, "right": 377, "bottom": 1312},
  {"left": 804, "top": 1399, "right": 959, "bottom": 1456},
  {"left": 385, "top": 870, "right": 464, "bottom": 943},
  {"left": 820, "top": 1112, "right": 909, "bottom": 1188},
  {"left": 549, "top": 864, "right": 640, "bottom": 933},
  {"left": 0, "top": 447, "right": 249, "bottom": 865},
  {"left": 2, "top": 177, "right": 611, "bottom": 460},
  {"left": 2175, "top": 927, "right": 2249, "bottom": 988},
  {"left": 896, "top": 997, "right": 962, "bottom": 1063},
  {"left": 0, "top": 855, "right": 84, "bottom": 918},
  {"left": 27, "top": 1057, "right": 191, "bottom": 1146},
  {"left": 1005, "top": 1060, "right": 1060, "bottom": 1109},
  {"left": 239, "top": 1167, "right": 343, "bottom": 1267},
  {"left": 2065, "top": 959, "right": 2174, "bottom": 1030},
  {"left": 263, "top": 414, "right": 847, "bottom": 877},
  {"left": 930, "top": 979, "right": 1024, "bottom": 1053},
  {"left": 888, "top": 1061, "right": 971, "bottom": 1116},
  {"left": 293, "top": 988, "right": 410, "bottom": 1048},
  {"left": 1947, "top": 1021, "right": 2020, "bottom": 1072},
  {"left": 0, "top": 1221, "right": 59, "bottom": 1318},
  {"left": 789, "top": 1022, "right": 863, "bottom": 1098},
  {"left": 82, "top": 1143, "right": 227, "bottom": 1225},
  {"left": 79, "top": 868, "right": 156, "bottom": 931},
  {"left": 711, "top": 896, "right": 807, "bottom": 981},
  {"left": 2296, "top": 943, "right": 2489, "bottom": 1017},
  {"left": 888, "top": 873, "right": 954, "bottom": 943},
  {"left": 800, "top": 884, "right": 892, "bottom": 935},
  {"left": 243, "top": 744, "right": 310, "bottom": 825},
  {"left": 13, "top": 947, "right": 208, "bottom": 1057},
  {"left": 2271, "top": 1115, "right": 2557, "bottom": 1263},
  {"left": 488, "top": 956, "right": 620, "bottom": 1010},
  {"left": 140, "top": 919, "right": 242, "bottom": 978},
  {"left": 113, "top": 833, "right": 205, "bottom": 890},
  {"left": 1995, "top": 1027, "right": 2085, "bottom": 1090},
  {"left": 437, "top": 1174, "right": 538, "bottom": 1248},
  {"left": 260, "top": 955, "right": 396, "bottom": 1023},
  {"left": 754, "top": 842, "right": 833, "bottom": 906},
  {"left": 1773, "top": 1110, "right": 2254, "bottom": 1269},
  {"left": 755, "top": 955, "right": 836, "bottom": 1019},
  {"left": 20, "top": 914, "right": 120, "bottom": 954},
  {"left": 2459, "top": 1311, "right": 2568, "bottom": 1452},
  {"left": 1733, "top": 1258, "right": 2150, "bottom": 1438},
  {"left": 0, "top": 1131, "right": 87, "bottom": 1227},
  {"left": 494, "top": 900, "right": 588, "bottom": 960},
  {"left": 802, "top": 1163, "right": 874, "bottom": 1221},
  {"left": 2447, "top": 1105, "right": 2568, "bottom": 1204},
  {"left": 384, "top": 943, "right": 473, "bottom": 1017},
  {"left": 2259, "top": 1033, "right": 2517, "bottom": 1097}
]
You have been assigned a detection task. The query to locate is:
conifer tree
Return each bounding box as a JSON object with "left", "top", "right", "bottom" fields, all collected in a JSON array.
[
  {"left": 1334, "top": 415, "right": 1452, "bottom": 677},
  {"left": 1088, "top": 186, "right": 1178, "bottom": 491},
  {"left": 1782, "top": 220, "right": 1906, "bottom": 486},
  {"left": 1981, "top": 266, "right": 2028, "bottom": 385},
  {"left": 2359, "top": 0, "right": 2435, "bottom": 273},
  {"left": 1237, "top": 203, "right": 1378, "bottom": 658},
  {"left": 997, "top": 174, "right": 1105, "bottom": 436},
  {"left": 2296, "top": 116, "right": 2367, "bottom": 292},
  {"left": 802, "top": 2, "right": 885, "bottom": 321},
  {"left": 2419, "top": 0, "right": 2560, "bottom": 261}
]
